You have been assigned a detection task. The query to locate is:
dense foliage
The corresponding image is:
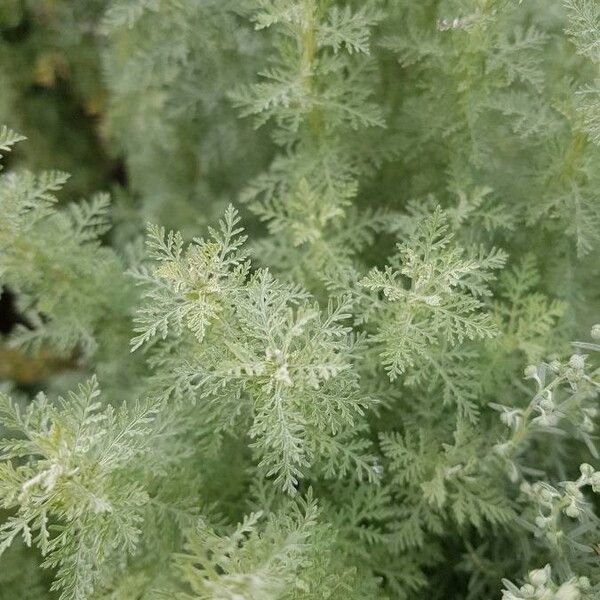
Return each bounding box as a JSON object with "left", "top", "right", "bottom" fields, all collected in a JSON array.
[{"left": 1, "top": 1, "right": 600, "bottom": 598}]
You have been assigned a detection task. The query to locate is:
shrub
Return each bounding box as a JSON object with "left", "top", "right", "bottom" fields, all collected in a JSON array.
[{"left": 1, "top": 2, "right": 599, "bottom": 598}]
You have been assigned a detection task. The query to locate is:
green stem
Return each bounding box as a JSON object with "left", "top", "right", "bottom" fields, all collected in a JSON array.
[
  {"left": 508, "top": 376, "right": 566, "bottom": 456},
  {"left": 300, "top": 0, "right": 322, "bottom": 135}
]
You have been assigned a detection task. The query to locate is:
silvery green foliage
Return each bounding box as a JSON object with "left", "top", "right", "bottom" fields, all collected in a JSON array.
[
  {"left": 0, "top": 377, "right": 160, "bottom": 600},
  {"left": 0, "top": 126, "right": 25, "bottom": 161},
  {"left": 361, "top": 208, "right": 506, "bottom": 421},
  {"left": 100, "top": 0, "right": 268, "bottom": 233},
  {"left": 1, "top": 1, "right": 600, "bottom": 599},
  {"left": 131, "top": 206, "right": 378, "bottom": 495},
  {"left": 0, "top": 134, "right": 128, "bottom": 357},
  {"left": 231, "top": 0, "right": 388, "bottom": 286},
  {"left": 502, "top": 564, "right": 594, "bottom": 600},
  {"left": 565, "top": 0, "right": 600, "bottom": 148}
]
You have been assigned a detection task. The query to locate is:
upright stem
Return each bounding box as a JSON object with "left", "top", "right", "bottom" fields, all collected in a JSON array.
[
  {"left": 508, "top": 376, "right": 566, "bottom": 456},
  {"left": 300, "top": 0, "right": 322, "bottom": 135},
  {"left": 560, "top": 130, "right": 587, "bottom": 184}
]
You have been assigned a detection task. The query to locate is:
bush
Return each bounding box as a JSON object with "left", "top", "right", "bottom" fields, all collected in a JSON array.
[{"left": 0, "top": 1, "right": 599, "bottom": 598}]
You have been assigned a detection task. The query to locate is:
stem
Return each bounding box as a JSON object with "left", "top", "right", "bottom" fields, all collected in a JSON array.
[
  {"left": 508, "top": 376, "right": 566, "bottom": 456},
  {"left": 560, "top": 130, "right": 587, "bottom": 184},
  {"left": 300, "top": 0, "right": 322, "bottom": 135}
]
